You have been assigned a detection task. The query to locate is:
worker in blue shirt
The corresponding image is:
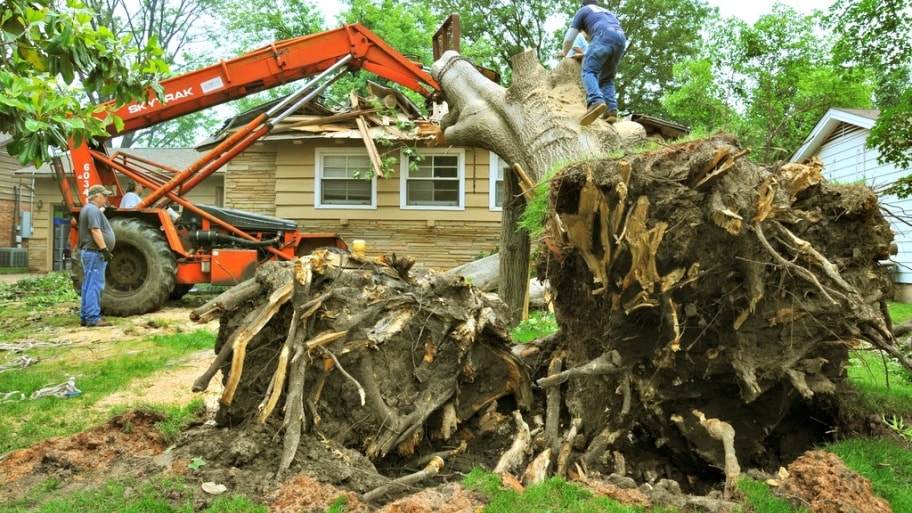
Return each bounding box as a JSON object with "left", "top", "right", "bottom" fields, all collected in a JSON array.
[{"left": 559, "top": 0, "right": 626, "bottom": 126}]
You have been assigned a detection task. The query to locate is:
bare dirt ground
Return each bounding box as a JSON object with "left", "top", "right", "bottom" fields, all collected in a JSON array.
[{"left": 0, "top": 292, "right": 898, "bottom": 512}]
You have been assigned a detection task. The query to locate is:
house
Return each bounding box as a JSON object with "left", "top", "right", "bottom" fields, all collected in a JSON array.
[
  {"left": 7, "top": 86, "right": 506, "bottom": 274},
  {"left": 14, "top": 148, "right": 225, "bottom": 273},
  {"left": 790, "top": 108, "right": 912, "bottom": 301},
  {"left": 196, "top": 88, "right": 505, "bottom": 271},
  {"left": 0, "top": 134, "right": 31, "bottom": 268}
]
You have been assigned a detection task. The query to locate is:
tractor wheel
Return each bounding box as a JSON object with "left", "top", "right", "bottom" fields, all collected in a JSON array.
[
  {"left": 71, "top": 218, "right": 177, "bottom": 316},
  {"left": 169, "top": 283, "right": 194, "bottom": 300}
]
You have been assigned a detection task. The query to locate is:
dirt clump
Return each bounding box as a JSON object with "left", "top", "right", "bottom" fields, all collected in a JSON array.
[
  {"left": 0, "top": 410, "right": 168, "bottom": 499},
  {"left": 778, "top": 450, "right": 893, "bottom": 513}
]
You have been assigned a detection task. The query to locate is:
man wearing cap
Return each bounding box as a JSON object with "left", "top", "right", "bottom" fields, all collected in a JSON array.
[
  {"left": 558, "top": 0, "right": 626, "bottom": 126},
  {"left": 78, "top": 184, "right": 116, "bottom": 327}
]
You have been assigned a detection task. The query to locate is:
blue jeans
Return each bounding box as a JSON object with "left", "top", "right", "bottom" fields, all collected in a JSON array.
[
  {"left": 80, "top": 251, "right": 107, "bottom": 325},
  {"left": 581, "top": 30, "right": 626, "bottom": 112}
]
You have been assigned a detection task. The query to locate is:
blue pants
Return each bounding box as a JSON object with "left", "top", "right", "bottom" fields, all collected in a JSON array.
[
  {"left": 80, "top": 251, "right": 107, "bottom": 325},
  {"left": 581, "top": 30, "right": 626, "bottom": 112}
]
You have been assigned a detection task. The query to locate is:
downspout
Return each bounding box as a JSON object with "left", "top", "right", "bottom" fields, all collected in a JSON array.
[{"left": 13, "top": 184, "right": 20, "bottom": 247}]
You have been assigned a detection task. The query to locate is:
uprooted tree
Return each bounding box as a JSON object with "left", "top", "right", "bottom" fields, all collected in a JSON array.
[{"left": 190, "top": 47, "right": 912, "bottom": 500}]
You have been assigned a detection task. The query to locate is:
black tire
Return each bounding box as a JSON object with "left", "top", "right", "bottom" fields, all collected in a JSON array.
[
  {"left": 71, "top": 218, "right": 177, "bottom": 316},
  {"left": 169, "top": 283, "right": 193, "bottom": 300}
]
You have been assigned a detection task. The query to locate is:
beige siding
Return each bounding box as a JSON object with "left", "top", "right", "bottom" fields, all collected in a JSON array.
[
  {"left": 299, "top": 219, "right": 500, "bottom": 271},
  {"left": 226, "top": 139, "right": 503, "bottom": 269},
  {"left": 223, "top": 145, "right": 278, "bottom": 215},
  {"left": 0, "top": 149, "right": 19, "bottom": 248}
]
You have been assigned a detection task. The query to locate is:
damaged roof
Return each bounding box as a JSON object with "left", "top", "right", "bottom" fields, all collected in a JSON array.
[{"left": 196, "top": 81, "right": 443, "bottom": 151}]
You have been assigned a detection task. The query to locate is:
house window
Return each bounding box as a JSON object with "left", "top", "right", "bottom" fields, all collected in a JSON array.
[
  {"left": 315, "top": 149, "right": 376, "bottom": 208},
  {"left": 400, "top": 149, "right": 464, "bottom": 210},
  {"left": 490, "top": 152, "right": 507, "bottom": 211}
]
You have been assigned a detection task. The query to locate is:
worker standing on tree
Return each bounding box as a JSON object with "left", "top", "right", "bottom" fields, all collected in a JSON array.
[
  {"left": 119, "top": 179, "right": 144, "bottom": 208},
  {"left": 78, "top": 184, "right": 116, "bottom": 327},
  {"left": 558, "top": 0, "right": 626, "bottom": 126}
]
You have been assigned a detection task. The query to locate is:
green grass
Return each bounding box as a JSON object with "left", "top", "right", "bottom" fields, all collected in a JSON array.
[
  {"left": 0, "top": 273, "right": 218, "bottom": 452},
  {"left": 463, "top": 469, "right": 662, "bottom": 513},
  {"left": 888, "top": 301, "right": 912, "bottom": 323},
  {"left": 826, "top": 438, "right": 912, "bottom": 512},
  {"left": 511, "top": 310, "right": 559, "bottom": 343},
  {"left": 844, "top": 351, "right": 912, "bottom": 413},
  {"left": 0, "top": 476, "right": 267, "bottom": 513},
  {"left": 0, "top": 328, "right": 216, "bottom": 451},
  {"left": 736, "top": 478, "right": 809, "bottom": 513},
  {"left": 0, "top": 272, "right": 78, "bottom": 309}
]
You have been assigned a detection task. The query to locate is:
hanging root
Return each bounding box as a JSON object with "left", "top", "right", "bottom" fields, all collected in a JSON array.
[
  {"left": 544, "top": 352, "right": 564, "bottom": 452},
  {"left": 362, "top": 456, "right": 446, "bottom": 503},
  {"left": 536, "top": 350, "right": 622, "bottom": 388},
  {"left": 693, "top": 409, "right": 740, "bottom": 500}
]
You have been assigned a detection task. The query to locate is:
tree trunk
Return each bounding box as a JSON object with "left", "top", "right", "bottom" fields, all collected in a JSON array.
[
  {"left": 432, "top": 50, "right": 645, "bottom": 183},
  {"left": 499, "top": 161, "right": 531, "bottom": 326}
]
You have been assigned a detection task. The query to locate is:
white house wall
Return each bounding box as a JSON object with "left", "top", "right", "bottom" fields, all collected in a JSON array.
[{"left": 816, "top": 125, "right": 912, "bottom": 285}]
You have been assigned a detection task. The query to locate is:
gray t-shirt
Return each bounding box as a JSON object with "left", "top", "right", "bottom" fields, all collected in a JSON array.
[{"left": 78, "top": 203, "right": 115, "bottom": 251}]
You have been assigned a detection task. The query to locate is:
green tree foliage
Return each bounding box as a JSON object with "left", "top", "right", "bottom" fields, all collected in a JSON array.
[
  {"left": 828, "top": 0, "right": 912, "bottom": 195},
  {"left": 191, "top": 0, "right": 328, "bottom": 121},
  {"left": 1, "top": 0, "right": 167, "bottom": 166},
  {"left": 428, "top": 0, "right": 713, "bottom": 117},
  {"left": 83, "top": 0, "right": 224, "bottom": 148},
  {"left": 334, "top": 0, "right": 438, "bottom": 108},
  {"left": 430, "top": 0, "right": 566, "bottom": 84},
  {"left": 664, "top": 4, "right": 872, "bottom": 164},
  {"left": 604, "top": 0, "right": 714, "bottom": 118},
  {"left": 661, "top": 58, "right": 742, "bottom": 132},
  {"left": 217, "top": 0, "right": 325, "bottom": 52}
]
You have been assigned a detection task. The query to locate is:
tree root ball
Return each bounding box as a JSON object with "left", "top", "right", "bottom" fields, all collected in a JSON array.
[
  {"left": 535, "top": 133, "right": 900, "bottom": 487},
  {"left": 208, "top": 253, "right": 533, "bottom": 473}
]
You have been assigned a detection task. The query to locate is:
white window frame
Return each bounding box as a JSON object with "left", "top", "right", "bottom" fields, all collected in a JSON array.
[
  {"left": 399, "top": 148, "right": 465, "bottom": 210},
  {"left": 489, "top": 152, "right": 507, "bottom": 211},
  {"left": 314, "top": 148, "right": 377, "bottom": 209}
]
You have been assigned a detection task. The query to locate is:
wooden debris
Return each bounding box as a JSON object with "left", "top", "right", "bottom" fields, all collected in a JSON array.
[
  {"left": 362, "top": 456, "right": 446, "bottom": 503},
  {"left": 536, "top": 351, "right": 623, "bottom": 389},
  {"left": 522, "top": 448, "right": 552, "bottom": 485},
  {"left": 544, "top": 352, "right": 564, "bottom": 451},
  {"left": 190, "top": 278, "right": 262, "bottom": 323},
  {"left": 351, "top": 91, "right": 385, "bottom": 178},
  {"left": 494, "top": 410, "right": 531, "bottom": 473},
  {"left": 221, "top": 282, "right": 293, "bottom": 406},
  {"left": 556, "top": 418, "right": 581, "bottom": 478}
]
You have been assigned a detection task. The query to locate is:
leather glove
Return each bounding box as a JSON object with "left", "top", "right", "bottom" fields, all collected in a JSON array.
[{"left": 102, "top": 248, "right": 113, "bottom": 262}]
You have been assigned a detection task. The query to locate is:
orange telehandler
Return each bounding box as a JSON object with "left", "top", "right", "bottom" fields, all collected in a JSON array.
[{"left": 56, "top": 20, "right": 454, "bottom": 316}]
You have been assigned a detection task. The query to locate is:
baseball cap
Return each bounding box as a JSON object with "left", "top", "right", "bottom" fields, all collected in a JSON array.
[{"left": 88, "top": 184, "right": 114, "bottom": 196}]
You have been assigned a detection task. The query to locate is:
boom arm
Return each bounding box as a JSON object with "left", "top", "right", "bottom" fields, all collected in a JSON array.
[
  {"left": 108, "top": 23, "right": 440, "bottom": 136},
  {"left": 67, "top": 22, "right": 441, "bottom": 203}
]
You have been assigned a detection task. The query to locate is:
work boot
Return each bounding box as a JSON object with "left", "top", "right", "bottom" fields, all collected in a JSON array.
[
  {"left": 580, "top": 103, "right": 607, "bottom": 126},
  {"left": 87, "top": 319, "right": 112, "bottom": 327},
  {"left": 603, "top": 109, "right": 618, "bottom": 124}
]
